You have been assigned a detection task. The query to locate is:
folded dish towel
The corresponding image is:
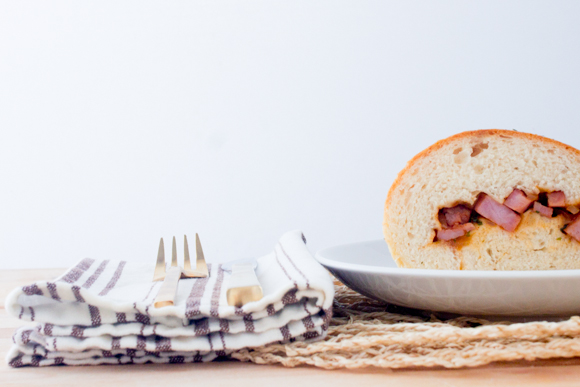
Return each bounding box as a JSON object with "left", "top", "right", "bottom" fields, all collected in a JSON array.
[{"left": 6, "top": 230, "right": 334, "bottom": 367}]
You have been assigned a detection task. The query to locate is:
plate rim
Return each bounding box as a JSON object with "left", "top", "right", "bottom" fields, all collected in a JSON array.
[{"left": 315, "top": 239, "right": 580, "bottom": 279}]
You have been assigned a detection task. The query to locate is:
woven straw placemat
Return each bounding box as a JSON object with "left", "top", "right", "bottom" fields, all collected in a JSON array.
[{"left": 232, "top": 283, "right": 580, "bottom": 369}]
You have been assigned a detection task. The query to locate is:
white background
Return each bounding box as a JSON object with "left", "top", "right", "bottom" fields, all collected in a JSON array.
[{"left": 1, "top": 1, "right": 579, "bottom": 269}]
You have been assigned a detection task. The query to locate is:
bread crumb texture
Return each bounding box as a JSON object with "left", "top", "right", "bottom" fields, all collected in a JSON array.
[{"left": 383, "top": 129, "right": 580, "bottom": 270}]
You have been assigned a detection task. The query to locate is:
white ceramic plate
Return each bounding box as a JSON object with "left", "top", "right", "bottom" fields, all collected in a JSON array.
[{"left": 315, "top": 239, "right": 580, "bottom": 316}]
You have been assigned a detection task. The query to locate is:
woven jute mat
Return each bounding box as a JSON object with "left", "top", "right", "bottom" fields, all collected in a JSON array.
[{"left": 231, "top": 283, "right": 580, "bottom": 369}]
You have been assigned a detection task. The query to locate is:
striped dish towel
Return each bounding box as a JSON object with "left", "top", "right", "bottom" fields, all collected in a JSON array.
[{"left": 5, "top": 230, "right": 334, "bottom": 367}]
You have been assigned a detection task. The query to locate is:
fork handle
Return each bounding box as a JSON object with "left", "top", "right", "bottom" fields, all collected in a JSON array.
[
  {"left": 226, "top": 263, "right": 263, "bottom": 307},
  {"left": 154, "top": 266, "right": 182, "bottom": 308}
]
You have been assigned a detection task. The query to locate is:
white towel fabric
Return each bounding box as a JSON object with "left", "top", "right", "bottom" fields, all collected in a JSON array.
[{"left": 6, "top": 231, "right": 334, "bottom": 367}]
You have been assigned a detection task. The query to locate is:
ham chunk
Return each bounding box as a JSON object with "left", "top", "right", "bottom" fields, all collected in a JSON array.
[
  {"left": 548, "top": 191, "right": 566, "bottom": 207},
  {"left": 533, "top": 201, "right": 553, "bottom": 218},
  {"left": 474, "top": 194, "right": 521, "bottom": 232},
  {"left": 504, "top": 189, "right": 534, "bottom": 213},
  {"left": 437, "top": 223, "right": 476, "bottom": 241},
  {"left": 564, "top": 217, "right": 580, "bottom": 243},
  {"left": 441, "top": 205, "right": 471, "bottom": 227}
]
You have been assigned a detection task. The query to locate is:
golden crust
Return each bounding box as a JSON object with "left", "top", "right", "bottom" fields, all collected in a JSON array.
[{"left": 382, "top": 129, "right": 580, "bottom": 260}]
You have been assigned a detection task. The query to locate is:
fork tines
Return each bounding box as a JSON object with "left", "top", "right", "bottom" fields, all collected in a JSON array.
[
  {"left": 182, "top": 234, "right": 209, "bottom": 278},
  {"left": 152, "top": 234, "right": 209, "bottom": 282}
]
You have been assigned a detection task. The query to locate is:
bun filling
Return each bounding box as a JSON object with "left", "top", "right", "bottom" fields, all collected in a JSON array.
[{"left": 435, "top": 189, "right": 580, "bottom": 243}]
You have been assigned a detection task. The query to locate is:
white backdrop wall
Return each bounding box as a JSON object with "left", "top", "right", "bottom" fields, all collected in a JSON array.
[{"left": 1, "top": 1, "right": 579, "bottom": 269}]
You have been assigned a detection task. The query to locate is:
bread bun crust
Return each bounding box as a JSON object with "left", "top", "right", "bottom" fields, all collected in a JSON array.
[{"left": 383, "top": 129, "right": 580, "bottom": 270}]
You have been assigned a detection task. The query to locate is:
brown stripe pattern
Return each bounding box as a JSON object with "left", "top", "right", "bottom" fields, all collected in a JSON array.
[
  {"left": 243, "top": 314, "right": 255, "bottom": 332},
  {"left": 274, "top": 249, "right": 294, "bottom": 283},
  {"left": 210, "top": 265, "right": 224, "bottom": 317},
  {"left": 136, "top": 336, "right": 146, "bottom": 351},
  {"left": 30, "top": 356, "right": 40, "bottom": 367},
  {"left": 185, "top": 264, "right": 212, "bottom": 318},
  {"left": 71, "top": 286, "right": 85, "bottom": 303},
  {"left": 135, "top": 313, "right": 150, "bottom": 325},
  {"left": 302, "top": 299, "right": 315, "bottom": 330},
  {"left": 21, "top": 330, "right": 32, "bottom": 344},
  {"left": 280, "top": 325, "right": 291, "bottom": 341},
  {"left": 279, "top": 243, "right": 310, "bottom": 289},
  {"left": 82, "top": 260, "right": 109, "bottom": 289},
  {"left": 303, "top": 331, "right": 320, "bottom": 340},
  {"left": 142, "top": 282, "right": 158, "bottom": 302},
  {"left": 282, "top": 288, "right": 299, "bottom": 305},
  {"left": 169, "top": 356, "right": 185, "bottom": 363},
  {"left": 155, "top": 337, "right": 172, "bottom": 352},
  {"left": 43, "top": 324, "right": 53, "bottom": 336},
  {"left": 46, "top": 282, "right": 60, "bottom": 301},
  {"left": 60, "top": 258, "right": 95, "bottom": 284},
  {"left": 194, "top": 319, "right": 210, "bottom": 336},
  {"left": 219, "top": 319, "right": 230, "bottom": 333},
  {"left": 219, "top": 331, "right": 227, "bottom": 351},
  {"left": 112, "top": 337, "right": 121, "bottom": 350},
  {"left": 116, "top": 312, "right": 127, "bottom": 323},
  {"left": 274, "top": 248, "right": 301, "bottom": 307},
  {"left": 22, "top": 284, "right": 43, "bottom": 296},
  {"left": 98, "top": 261, "right": 126, "bottom": 296},
  {"left": 71, "top": 326, "right": 85, "bottom": 338},
  {"left": 9, "top": 356, "right": 23, "bottom": 368},
  {"left": 207, "top": 334, "right": 214, "bottom": 351},
  {"left": 321, "top": 308, "right": 332, "bottom": 331},
  {"left": 302, "top": 316, "right": 315, "bottom": 330},
  {"left": 88, "top": 305, "right": 101, "bottom": 326}
]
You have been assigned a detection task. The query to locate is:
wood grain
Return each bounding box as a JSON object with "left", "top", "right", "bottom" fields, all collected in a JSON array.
[{"left": 2, "top": 268, "right": 580, "bottom": 386}]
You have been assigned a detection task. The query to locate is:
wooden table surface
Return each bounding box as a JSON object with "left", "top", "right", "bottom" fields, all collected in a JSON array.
[{"left": 2, "top": 269, "right": 580, "bottom": 386}]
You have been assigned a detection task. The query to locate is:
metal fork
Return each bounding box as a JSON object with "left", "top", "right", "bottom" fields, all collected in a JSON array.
[{"left": 153, "top": 234, "right": 209, "bottom": 308}]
